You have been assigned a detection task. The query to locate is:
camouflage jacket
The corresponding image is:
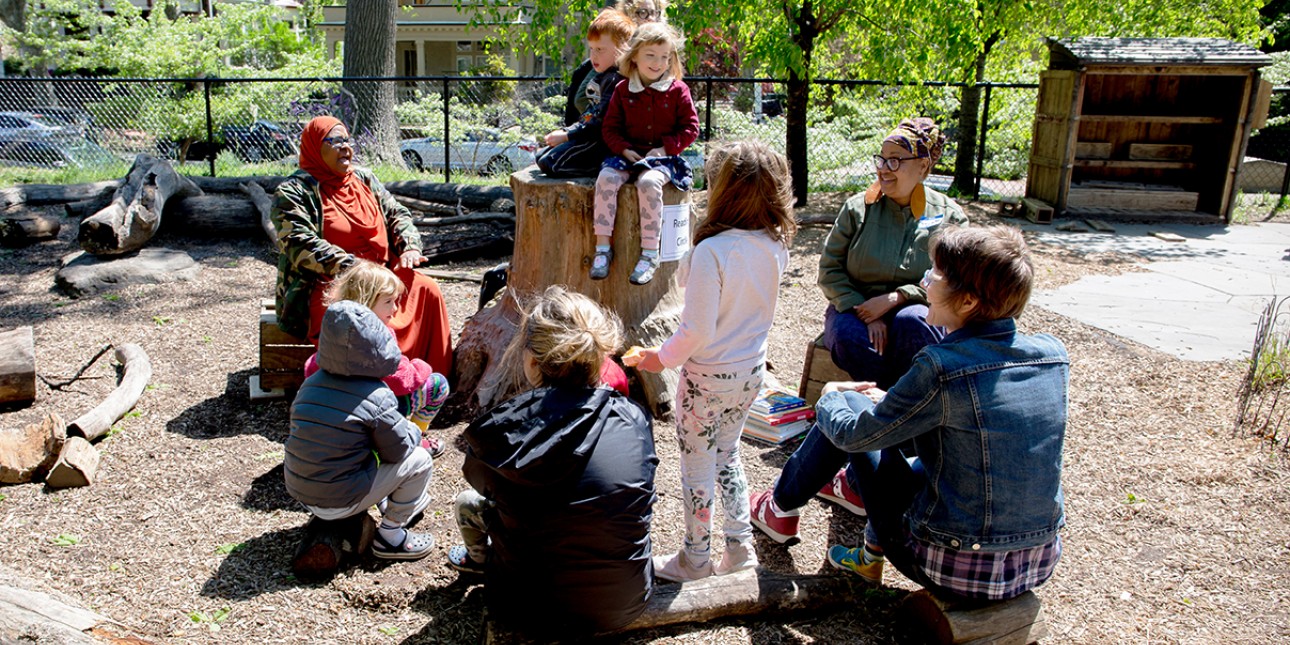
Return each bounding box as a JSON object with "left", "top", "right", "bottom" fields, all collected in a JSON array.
[{"left": 270, "top": 168, "right": 422, "bottom": 339}]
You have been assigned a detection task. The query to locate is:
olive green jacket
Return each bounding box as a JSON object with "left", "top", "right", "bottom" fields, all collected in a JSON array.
[
  {"left": 270, "top": 168, "right": 422, "bottom": 339},
  {"left": 818, "top": 187, "right": 968, "bottom": 313}
]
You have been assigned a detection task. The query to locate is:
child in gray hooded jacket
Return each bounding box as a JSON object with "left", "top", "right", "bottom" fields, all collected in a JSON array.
[{"left": 284, "top": 300, "right": 436, "bottom": 560}]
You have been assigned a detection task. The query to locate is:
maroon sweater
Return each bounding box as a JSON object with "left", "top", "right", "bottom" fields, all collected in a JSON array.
[{"left": 602, "top": 77, "right": 700, "bottom": 157}]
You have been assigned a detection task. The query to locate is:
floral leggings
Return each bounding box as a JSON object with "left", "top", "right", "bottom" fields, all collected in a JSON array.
[
  {"left": 674, "top": 364, "right": 763, "bottom": 565},
  {"left": 593, "top": 166, "right": 670, "bottom": 249}
]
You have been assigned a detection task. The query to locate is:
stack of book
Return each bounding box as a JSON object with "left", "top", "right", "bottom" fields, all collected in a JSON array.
[{"left": 742, "top": 388, "right": 814, "bottom": 445}]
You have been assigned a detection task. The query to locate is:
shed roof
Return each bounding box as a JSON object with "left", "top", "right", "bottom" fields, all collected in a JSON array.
[{"left": 1048, "top": 38, "right": 1271, "bottom": 69}]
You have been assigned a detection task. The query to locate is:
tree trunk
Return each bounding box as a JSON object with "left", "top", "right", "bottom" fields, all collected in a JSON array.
[
  {"left": 343, "top": 0, "right": 400, "bottom": 165},
  {"left": 0, "top": 412, "right": 63, "bottom": 485},
  {"left": 0, "top": 0, "right": 24, "bottom": 32},
  {"left": 786, "top": 70, "right": 811, "bottom": 207},
  {"left": 78, "top": 154, "right": 202, "bottom": 256},
  {"left": 451, "top": 168, "right": 691, "bottom": 421},
  {"left": 951, "top": 36, "right": 997, "bottom": 196},
  {"left": 1, "top": 179, "right": 120, "bottom": 209},
  {"left": 45, "top": 436, "right": 99, "bottom": 488},
  {"left": 240, "top": 181, "right": 279, "bottom": 248},
  {"left": 66, "top": 344, "right": 152, "bottom": 442}
]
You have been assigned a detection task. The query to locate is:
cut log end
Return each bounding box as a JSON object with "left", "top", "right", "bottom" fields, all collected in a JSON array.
[
  {"left": 900, "top": 589, "right": 1048, "bottom": 645},
  {"left": 0, "top": 326, "right": 36, "bottom": 406},
  {"left": 0, "top": 412, "right": 66, "bottom": 484},
  {"left": 45, "top": 436, "right": 100, "bottom": 488},
  {"left": 292, "top": 513, "right": 378, "bottom": 580}
]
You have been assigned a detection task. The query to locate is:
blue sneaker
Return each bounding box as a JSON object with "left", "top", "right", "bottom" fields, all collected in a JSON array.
[{"left": 827, "top": 545, "right": 883, "bottom": 584}]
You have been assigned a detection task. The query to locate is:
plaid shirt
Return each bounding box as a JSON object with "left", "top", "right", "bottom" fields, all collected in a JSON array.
[{"left": 911, "top": 534, "right": 1062, "bottom": 601}]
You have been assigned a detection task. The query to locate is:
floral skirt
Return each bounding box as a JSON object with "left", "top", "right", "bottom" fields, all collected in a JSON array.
[{"left": 602, "top": 154, "right": 694, "bottom": 191}]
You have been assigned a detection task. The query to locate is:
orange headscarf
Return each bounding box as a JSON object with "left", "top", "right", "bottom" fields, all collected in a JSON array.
[{"left": 298, "top": 116, "right": 390, "bottom": 264}]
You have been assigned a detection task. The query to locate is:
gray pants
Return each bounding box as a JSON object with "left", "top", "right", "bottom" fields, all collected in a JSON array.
[
  {"left": 306, "top": 446, "right": 434, "bottom": 527},
  {"left": 455, "top": 488, "right": 495, "bottom": 563}
]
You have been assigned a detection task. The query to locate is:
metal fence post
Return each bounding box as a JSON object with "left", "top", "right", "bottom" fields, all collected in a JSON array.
[
  {"left": 442, "top": 78, "right": 451, "bottom": 184},
  {"left": 974, "top": 83, "right": 993, "bottom": 201},
  {"left": 204, "top": 79, "right": 216, "bottom": 177},
  {"left": 704, "top": 79, "right": 713, "bottom": 141}
]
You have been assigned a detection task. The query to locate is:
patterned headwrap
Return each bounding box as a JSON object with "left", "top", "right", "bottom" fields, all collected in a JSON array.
[{"left": 883, "top": 117, "right": 946, "bottom": 165}]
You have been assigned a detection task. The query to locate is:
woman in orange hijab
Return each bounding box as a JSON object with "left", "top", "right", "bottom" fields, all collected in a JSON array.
[{"left": 271, "top": 116, "right": 452, "bottom": 376}]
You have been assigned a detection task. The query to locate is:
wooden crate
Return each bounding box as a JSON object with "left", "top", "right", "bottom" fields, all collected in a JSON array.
[
  {"left": 259, "top": 299, "right": 312, "bottom": 392},
  {"left": 1022, "top": 198, "right": 1055, "bottom": 224},
  {"left": 798, "top": 334, "right": 851, "bottom": 407}
]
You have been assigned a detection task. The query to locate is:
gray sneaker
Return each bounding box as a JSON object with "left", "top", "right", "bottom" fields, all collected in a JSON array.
[
  {"left": 629, "top": 253, "right": 660, "bottom": 285},
  {"left": 589, "top": 248, "right": 613, "bottom": 280}
]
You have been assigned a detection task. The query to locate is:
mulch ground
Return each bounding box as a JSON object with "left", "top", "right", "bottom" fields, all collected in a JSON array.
[{"left": 0, "top": 193, "right": 1287, "bottom": 643}]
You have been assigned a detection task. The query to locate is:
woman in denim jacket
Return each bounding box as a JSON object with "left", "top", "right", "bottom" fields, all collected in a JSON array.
[{"left": 752, "top": 226, "right": 1067, "bottom": 601}]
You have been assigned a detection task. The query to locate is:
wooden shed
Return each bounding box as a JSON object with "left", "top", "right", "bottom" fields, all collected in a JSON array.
[{"left": 1026, "top": 38, "right": 1272, "bottom": 222}]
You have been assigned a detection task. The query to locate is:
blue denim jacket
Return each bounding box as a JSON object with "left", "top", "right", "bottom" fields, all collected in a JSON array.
[{"left": 816, "top": 318, "right": 1068, "bottom": 551}]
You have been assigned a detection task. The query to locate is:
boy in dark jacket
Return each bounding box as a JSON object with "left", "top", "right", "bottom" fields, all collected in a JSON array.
[
  {"left": 535, "top": 8, "right": 635, "bottom": 178},
  {"left": 448, "top": 286, "right": 657, "bottom": 636},
  {"left": 284, "top": 300, "right": 436, "bottom": 561}
]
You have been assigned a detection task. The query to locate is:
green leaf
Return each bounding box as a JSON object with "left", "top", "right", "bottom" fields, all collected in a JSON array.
[
  {"left": 153, "top": 315, "right": 172, "bottom": 327},
  {"left": 50, "top": 534, "right": 81, "bottom": 547},
  {"left": 102, "top": 294, "right": 120, "bottom": 302},
  {"left": 378, "top": 626, "right": 399, "bottom": 636},
  {"left": 215, "top": 543, "right": 245, "bottom": 555}
]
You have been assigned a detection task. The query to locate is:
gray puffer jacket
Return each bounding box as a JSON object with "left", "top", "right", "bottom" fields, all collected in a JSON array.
[{"left": 284, "top": 300, "right": 422, "bottom": 509}]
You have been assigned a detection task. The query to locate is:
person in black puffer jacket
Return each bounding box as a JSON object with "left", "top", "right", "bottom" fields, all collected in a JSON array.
[{"left": 447, "top": 286, "right": 657, "bottom": 637}]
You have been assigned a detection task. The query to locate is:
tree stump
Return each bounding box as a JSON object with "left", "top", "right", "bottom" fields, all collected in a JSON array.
[
  {"left": 291, "top": 512, "right": 378, "bottom": 580},
  {"left": 78, "top": 154, "right": 201, "bottom": 256},
  {"left": 0, "top": 207, "right": 60, "bottom": 247},
  {"left": 45, "top": 437, "right": 99, "bottom": 488},
  {"left": 0, "top": 412, "right": 64, "bottom": 485},
  {"left": 900, "top": 589, "right": 1048, "bottom": 645},
  {"left": 453, "top": 166, "right": 693, "bottom": 420},
  {"left": 0, "top": 326, "right": 35, "bottom": 406}
]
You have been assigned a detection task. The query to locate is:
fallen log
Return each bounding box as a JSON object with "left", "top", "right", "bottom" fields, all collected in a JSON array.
[
  {"left": 0, "top": 412, "right": 64, "bottom": 484},
  {"left": 45, "top": 436, "right": 99, "bottom": 488},
  {"left": 64, "top": 192, "right": 115, "bottom": 219},
  {"left": 0, "top": 326, "right": 35, "bottom": 406},
  {"left": 483, "top": 568, "right": 870, "bottom": 643},
  {"left": 162, "top": 194, "right": 261, "bottom": 237},
  {"left": 240, "top": 181, "right": 278, "bottom": 248},
  {"left": 415, "top": 267, "right": 484, "bottom": 284},
  {"left": 384, "top": 180, "right": 513, "bottom": 210},
  {"left": 414, "top": 212, "right": 514, "bottom": 227},
  {"left": 67, "top": 344, "right": 151, "bottom": 442},
  {"left": 0, "top": 180, "right": 121, "bottom": 209},
  {"left": 189, "top": 174, "right": 288, "bottom": 195},
  {"left": 78, "top": 154, "right": 202, "bottom": 256},
  {"left": 421, "top": 229, "right": 513, "bottom": 264},
  {"left": 0, "top": 206, "right": 61, "bottom": 247},
  {"left": 900, "top": 589, "right": 1048, "bottom": 645},
  {"left": 392, "top": 193, "right": 460, "bottom": 215}
]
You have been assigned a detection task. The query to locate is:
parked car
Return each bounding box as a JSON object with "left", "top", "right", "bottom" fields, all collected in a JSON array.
[
  {"left": 157, "top": 120, "right": 297, "bottom": 163},
  {"left": 400, "top": 128, "right": 539, "bottom": 176},
  {"left": 0, "top": 137, "right": 118, "bottom": 168},
  {"left": 0, "top": 111, "right": 68, "bottom": 143},
  {"left": 28, "top": 106, "right": 96, "bottom": 142}
]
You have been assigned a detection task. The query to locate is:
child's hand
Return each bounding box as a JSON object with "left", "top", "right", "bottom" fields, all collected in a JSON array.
[
  {"left": 645, "top": 147, "right": 666, "bottom": 158},
  {"left": 636, "top": 348, "right": 665, "bottom": 373},
  {"left": 622, "top": 345, "right": 645, "bottom": 367},
  {"left": 822, "top": 381, "right": 879, "bottom": 397},
  {"left": 544, "top": 129, "right": 568, "bottom": 147},
  {"left": 623, "top": 149, "right": 644, "bottom": 163}
]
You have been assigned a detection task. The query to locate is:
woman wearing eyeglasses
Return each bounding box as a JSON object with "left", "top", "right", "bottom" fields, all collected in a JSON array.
[
  {"left": 271, "top": 116, "right": 453, "bottom": 377},
  {"left": 817, "top": 118, "right": 968, "bottom": 393}
]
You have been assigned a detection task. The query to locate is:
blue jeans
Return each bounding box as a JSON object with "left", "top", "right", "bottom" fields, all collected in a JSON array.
[
  {"left": 772, "top": 404, "right": 942, "bottom": 595},
  {"left": 822, "top": 304, "right": 944, "bottom": 389}
]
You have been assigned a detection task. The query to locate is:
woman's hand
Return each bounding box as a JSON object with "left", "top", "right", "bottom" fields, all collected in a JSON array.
[
  {"left": 398, "top": 249, "right": 426, "bottom": 269},
  {"left": 854, "top": 292, "right": 904, "bottom": 323},
  {"left": 867, "top": 319, "right": 888, "bottom": 356},
  {"left": 544, "top": 129, "right": 568, "bottom": 147},
  {"left": 622, "top": 149, "right": 644, "bottom": 163},
  {"left": 854, "top": 382, "right": 887, "bottom": 404},
  {"left": 645, "top": 147, "right": 666, "bottom": 159},
  {"left": 634, "top": 348, "right": 664, "bottom": 373},
  {"left": 821, "top": 380, "right": 887, "bottom": 403}
]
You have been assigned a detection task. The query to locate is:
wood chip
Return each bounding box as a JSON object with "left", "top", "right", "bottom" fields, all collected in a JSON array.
[{"left": 1151, "top": 231, "right": 1187, "bottom": 242}]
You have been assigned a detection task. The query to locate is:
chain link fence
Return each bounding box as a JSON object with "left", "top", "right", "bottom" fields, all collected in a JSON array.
[{"left": 1, "top": 75, "right": 1285, "bottom": 203}]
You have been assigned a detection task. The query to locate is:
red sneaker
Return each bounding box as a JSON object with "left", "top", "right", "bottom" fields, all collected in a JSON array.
[
  {"left": 817, "top": 468, "right": 866, "bottom": 517},
  {"left": 750, "top": 490, "right": 800, "bottom": 544}
]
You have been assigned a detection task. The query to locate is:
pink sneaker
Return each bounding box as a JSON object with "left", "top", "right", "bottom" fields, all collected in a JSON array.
[
  {"left": 817, "top": 468, "right": 866, "bottom": 516},
  {"left": 750, "top": 490, "right": 800, "bottom": 544}
]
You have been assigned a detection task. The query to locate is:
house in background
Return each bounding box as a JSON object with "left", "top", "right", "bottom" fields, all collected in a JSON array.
[{"left": 318, "top": 1, "right": 553, "bottom": 78}]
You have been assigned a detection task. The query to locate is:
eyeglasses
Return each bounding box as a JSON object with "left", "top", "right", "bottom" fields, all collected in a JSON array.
[
  {"left": 322, "top": 135, "right": 353, "bottom": 148},
  {"left": 873, "top": 154, "right": 920, "bottom": 172},
  {"left": 634, "top": 8, "right": 658, "bottom": 20},
  {"left": 920, "top": 268, "right": 942, "bottom": 289}
]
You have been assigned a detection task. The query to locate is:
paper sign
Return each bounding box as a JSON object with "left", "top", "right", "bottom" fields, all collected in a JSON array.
[{"left": 658, "top": 203, "right": 691, "bottom": 262}]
